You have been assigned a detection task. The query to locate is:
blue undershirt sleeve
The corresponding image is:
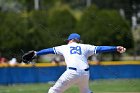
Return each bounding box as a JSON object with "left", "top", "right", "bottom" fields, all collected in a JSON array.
[
  {"left": 96, "top": 46, "right": 117, "bottom": 54},
  {"left": 36, "top": 48, "right": 55, "bottom": 56}
]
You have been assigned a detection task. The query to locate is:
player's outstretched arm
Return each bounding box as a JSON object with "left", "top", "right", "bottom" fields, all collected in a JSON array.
[
  {"left": 22, "top": 48, "right": 55, "bottom": 63},
  {"left": 36, "top": 48, "right": 55, "bottom": 56},
  {"left": 96, "top": 46, "right": 126, "bottom": 54}
]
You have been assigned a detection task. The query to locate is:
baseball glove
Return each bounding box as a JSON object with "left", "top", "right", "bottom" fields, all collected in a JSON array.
[{"left": 22, "top": 50, "right": 36, "bottom": 64}]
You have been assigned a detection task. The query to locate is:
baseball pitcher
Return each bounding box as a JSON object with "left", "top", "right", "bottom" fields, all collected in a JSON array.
[{"left": 22, "top": 33, "right": 126, "bottom": 93}]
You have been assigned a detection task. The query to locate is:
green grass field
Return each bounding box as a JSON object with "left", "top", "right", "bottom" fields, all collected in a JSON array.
[{"left": 0, "top": 79, "right": 140, "bottom": 93}]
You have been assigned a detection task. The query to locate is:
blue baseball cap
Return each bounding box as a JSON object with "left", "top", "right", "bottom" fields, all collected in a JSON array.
[{"left": 67, "top": 33, "right": 80, "bottom": 41}]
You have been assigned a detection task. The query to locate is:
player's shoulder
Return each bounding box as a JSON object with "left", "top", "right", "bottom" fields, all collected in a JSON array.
[
  {"left": 79, "top": 43, "right": 95, "bottom": 47},
  {"left": 55, "top": 44, "right": 67, "bottom": 48},
  {"left": 79, "top": 44, "right": 97, "bottom": 51}
]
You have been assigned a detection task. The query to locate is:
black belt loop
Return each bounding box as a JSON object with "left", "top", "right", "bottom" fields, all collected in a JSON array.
[
  {"left": 84, "top": 68, "right": 89, "bottom": 71},
  {"left": 68, "top": 67, "right": 89, "bottom": 71},
  {"left": 68, "top": 67, "right": 77, "bottom": 71}
]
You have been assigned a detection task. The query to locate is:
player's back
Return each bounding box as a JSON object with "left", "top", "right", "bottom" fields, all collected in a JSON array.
[{"left": 54, "top": 42, "right": 96, "bottom": 69}]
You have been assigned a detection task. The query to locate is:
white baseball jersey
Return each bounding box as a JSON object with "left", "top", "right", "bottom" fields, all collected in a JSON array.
[
  {"left": 48, "top": 42, "right": 117, "bottom": 93},
  {"left": 53, "top": 42, "right": 96, "bottom": 69},
  {"left": 48, "top": 42, "right": 95, "bottom": 93}
]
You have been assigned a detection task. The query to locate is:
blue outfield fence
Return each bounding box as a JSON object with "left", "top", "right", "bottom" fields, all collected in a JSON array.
[{"left": 0, "top": 65, "right": 140, "bottom": 85}]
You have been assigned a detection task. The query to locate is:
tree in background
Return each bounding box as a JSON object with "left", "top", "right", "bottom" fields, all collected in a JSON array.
[
  {"left": 47, "top": 7, "right": 76, "bottom": 46},
  {"left": 24, "top": 10, "right": 49, "bottom": 50},
  {"left": 133, "top": 27, "right": 140, "bottom": 55},
  {"left": 0, "top": 12, "right": 26, "bottom": 60},
  {"left": 0, "top": 1, "right": 136, "bottom": 61},
  {"left": 77, "top": 5, "right": 134, "bottom": 60}
]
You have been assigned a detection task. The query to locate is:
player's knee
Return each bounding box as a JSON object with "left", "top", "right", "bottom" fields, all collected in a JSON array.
[
  {"left": 88, "top": 90, "right": 93, "bottom": 93},
  {"left": 48, "top": 87, "right": 62, "bottom": 93},
  {"left": 48, "top": 87, "right": 56, "bottom": 93}
]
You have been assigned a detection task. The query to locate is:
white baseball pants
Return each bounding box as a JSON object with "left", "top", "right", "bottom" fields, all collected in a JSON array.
[{"left": 48, "top": 69, "right": 92, "bottom": 93}]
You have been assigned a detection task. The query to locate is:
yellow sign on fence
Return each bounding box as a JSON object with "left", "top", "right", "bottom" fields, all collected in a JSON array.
[{"left": 0, "top": 61, "right": 140, "bottom": 67}]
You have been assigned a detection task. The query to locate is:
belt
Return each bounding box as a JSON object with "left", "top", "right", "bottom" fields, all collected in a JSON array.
[{"left": 68, "top": 67, "right": 89, "bottom": 71}]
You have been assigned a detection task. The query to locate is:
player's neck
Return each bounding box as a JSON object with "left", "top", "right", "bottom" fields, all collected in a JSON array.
[{"left": 68, "top": 40, "right": 76, "bottom": 44}]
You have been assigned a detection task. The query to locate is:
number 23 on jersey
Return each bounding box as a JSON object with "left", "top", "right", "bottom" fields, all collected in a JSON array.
[{"left": 70, "top": 46, "right": 82, "bottom": 55}]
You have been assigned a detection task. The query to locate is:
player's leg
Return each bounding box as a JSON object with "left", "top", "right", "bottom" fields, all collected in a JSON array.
[
  {"left": 76, "top": 72, "right": 92, "bottom": 93},
  {"left": 48, "top": 70, "right": 78, "bottom": 93}
]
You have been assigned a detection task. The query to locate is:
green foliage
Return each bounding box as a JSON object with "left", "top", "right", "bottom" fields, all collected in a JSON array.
[
  {"left": 0, "top": 11, "right": 49, "bottom": 58},
  {"left": 77, "top": 5, "right": 134, "bottom": 49},
  {"left": 0, "top": 3, "right": 135, "bottom": 60},
  {"left": 0, "top": 12, "right": 28, "bottom": 59},
  {"left": 47, "top": 9, "right": 76, "bottom": 46},
  {"left": 0, "top": 12, "right": 24, "bottom": 50},
  {"left": 0, "top": 9, "right": 76, "bottom": 58},
  {"left": 24, "top": 10, "right": 49, "bottom": 50},
  {"left": 133, "top": 28, "right": 140, "bottom": 55},
  {"left": 40, "top": 0, "right": 60, "bottom": 9},
  {"left": 76, "top": 5, "right": 99, "bottom": 44}
]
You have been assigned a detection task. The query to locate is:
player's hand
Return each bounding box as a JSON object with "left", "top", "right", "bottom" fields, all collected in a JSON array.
[
  {"left": 22, "top": 50, "right": 36, "bottom": 64},
  {"left": 117, "top": 46, "right": 126, "bottom": 53}
]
